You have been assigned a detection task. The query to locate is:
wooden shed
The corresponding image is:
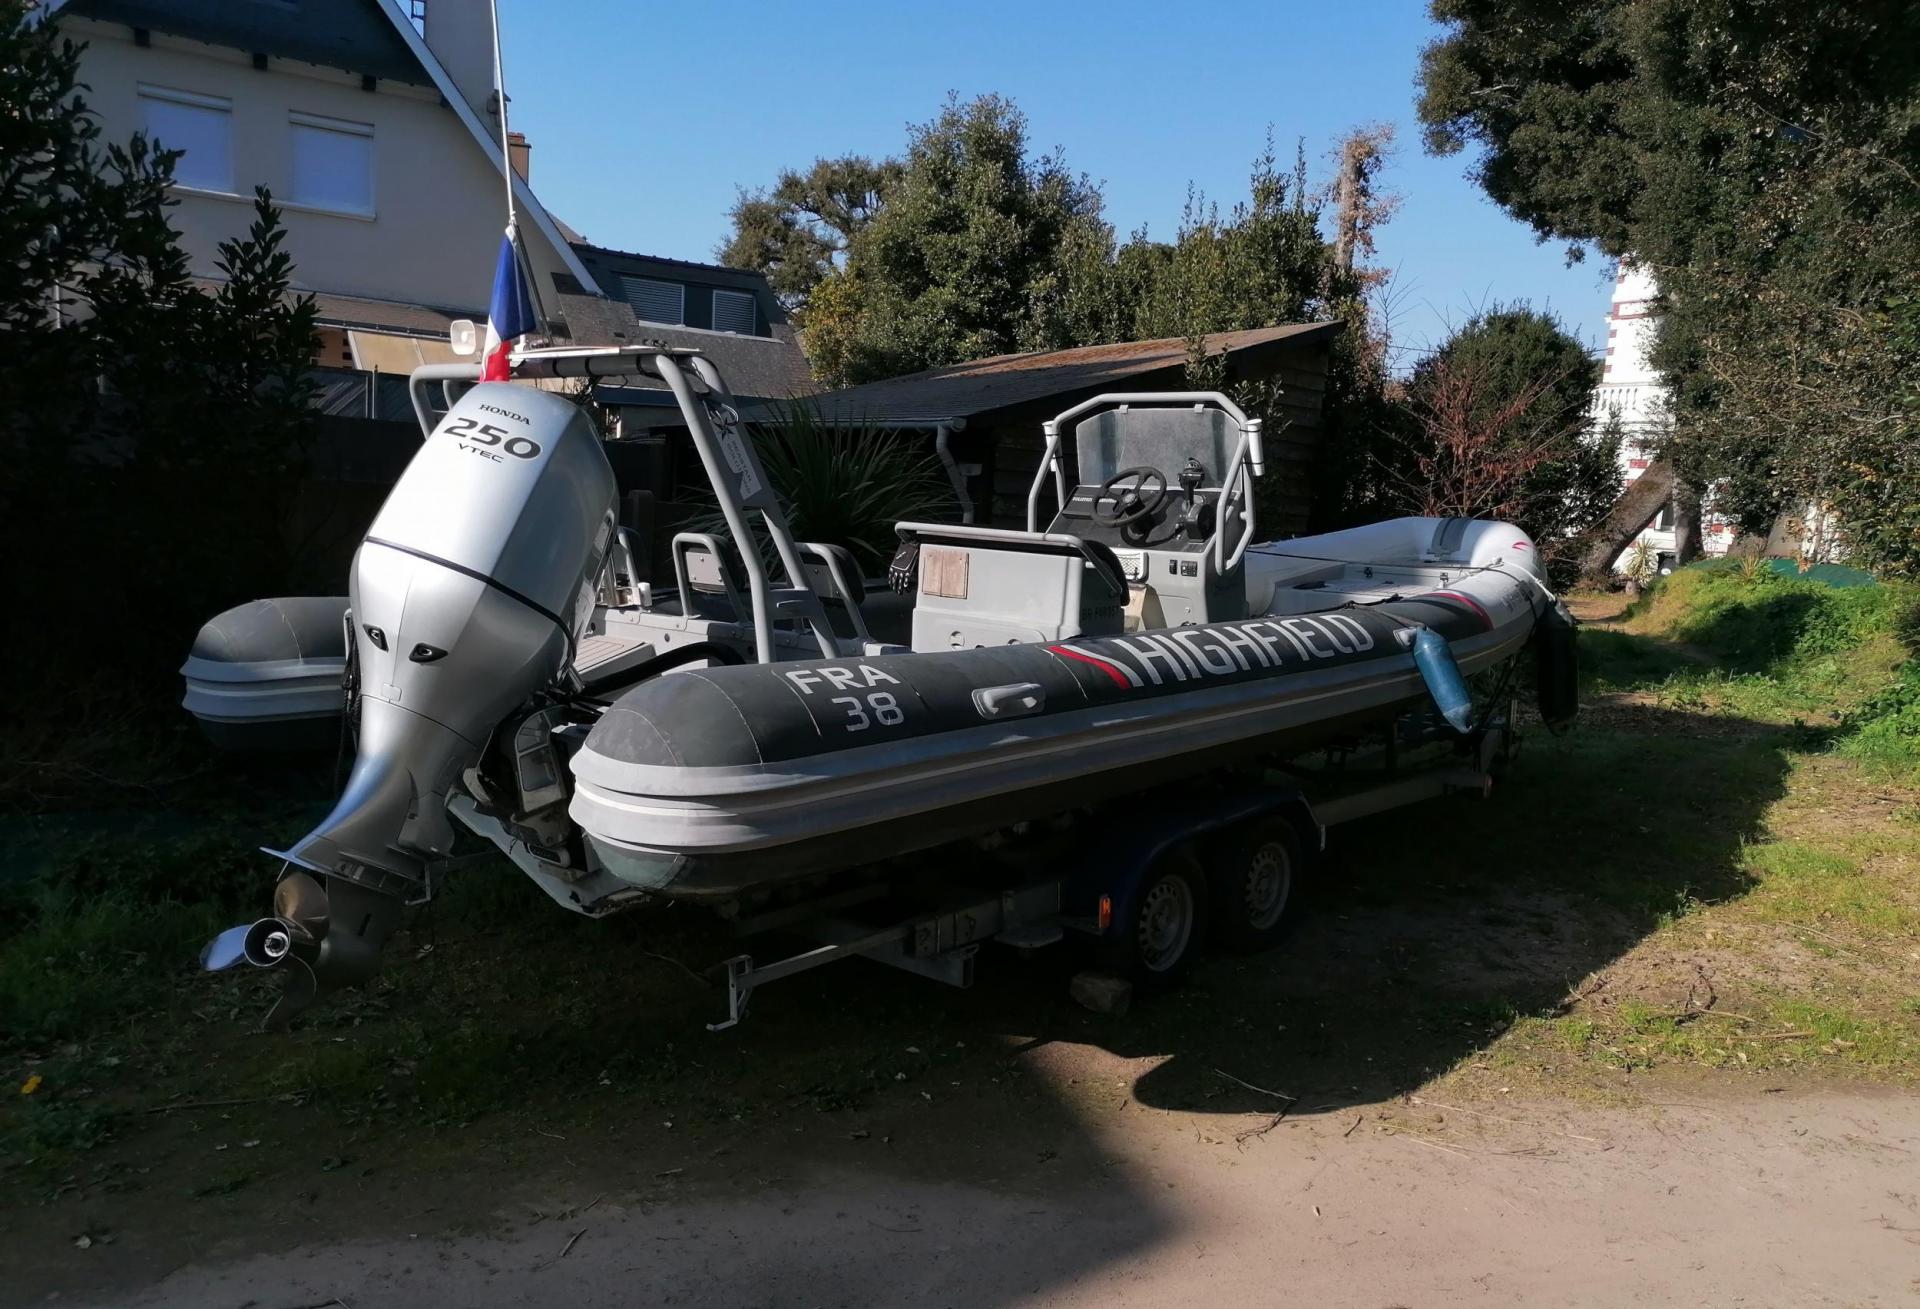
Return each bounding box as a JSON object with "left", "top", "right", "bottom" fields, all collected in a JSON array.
[{"left": 796, "top": 323, "right": 1338, "bottom": 535}]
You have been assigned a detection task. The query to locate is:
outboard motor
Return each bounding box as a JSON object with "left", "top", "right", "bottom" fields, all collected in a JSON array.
[{"left": 204, "top": 382, "right": 617, "bottom": 1024}]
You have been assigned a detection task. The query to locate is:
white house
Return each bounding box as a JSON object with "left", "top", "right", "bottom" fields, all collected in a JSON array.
[
  {"left": 48, "top": 0, "right": 600, "bottom": 365},
  {"left": 47, "top": 0, "right": 811, "bottom": 408},
  {"left": 1587, "top": 261, "right": 1734, "bottom": 572}
]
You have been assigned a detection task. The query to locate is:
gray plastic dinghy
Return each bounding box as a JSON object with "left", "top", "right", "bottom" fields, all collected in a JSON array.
[
  {"left": 181, "top": 597, "right": 350, "bottom": 751},
  {"left": 570, "top": 575, "right": 1538, "bottom": 902}
]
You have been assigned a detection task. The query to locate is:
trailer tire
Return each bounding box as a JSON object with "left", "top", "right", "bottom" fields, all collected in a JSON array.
[
  {"left": 1097, "top": 847, "right": 1209, "bottom": 991},
  {"left": 1205, "top": 815, "right": 1303, "bottom": 953}
]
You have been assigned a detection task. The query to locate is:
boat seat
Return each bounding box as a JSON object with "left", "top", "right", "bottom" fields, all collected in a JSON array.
[
  {"left": 673, "top": 531, "right": 748, "bottom": 621},
  {"left": 670, "top": 533, "right": 872, "bottom": 644},
  {"left": 795, "top": 540, "right": 874, "bottom": 647},
  {"left": 894, "top": 521, "right": 1128, "bottom": 651}
]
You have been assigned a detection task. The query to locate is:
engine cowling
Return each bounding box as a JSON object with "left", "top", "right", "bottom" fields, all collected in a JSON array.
[{"left": 280, "top": 381, "right": 617, "bottom": 891}]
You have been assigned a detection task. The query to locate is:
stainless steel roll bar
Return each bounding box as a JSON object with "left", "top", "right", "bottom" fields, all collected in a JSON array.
[
  {"left": 406, "top": 347, "right": 715, "bottom": 439},
  {"left": 1025, "top": 392, "right": 1265, "bottom": 576}
]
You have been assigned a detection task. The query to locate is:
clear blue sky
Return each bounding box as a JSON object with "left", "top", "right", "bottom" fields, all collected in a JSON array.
[{"left": 499, "top": 0, "right": 1616, "bottom": 362}]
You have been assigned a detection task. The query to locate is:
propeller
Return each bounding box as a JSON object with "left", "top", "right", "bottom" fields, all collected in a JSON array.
[
  {"left": 264, "top": 957, "right": 319, "bottom": 1029},
  {"left": 198, "top": 867, "right": 402, "bottom": 1029},
  {"left": 199, "top": 870, "right": 328, "bottom": 975},
  {"left": 200, "top": 925, "right": 251, "bottom": 972},
  {"left": 273, "top": 870, "right": 330, "bottom": 942}
]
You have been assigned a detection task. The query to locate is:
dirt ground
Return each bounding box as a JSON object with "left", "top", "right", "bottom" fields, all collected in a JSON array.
[
  {"left": 16, "top": 1058, "right": 1920, "bottom": 1308},
  {"left": 10, "top": 588, "right": 1920, "bottom": 1306}
]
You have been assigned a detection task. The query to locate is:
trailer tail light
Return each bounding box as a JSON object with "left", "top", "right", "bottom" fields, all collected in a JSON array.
[{"left": 1097, "top": 894, "right": 1112, "bottom": 933}]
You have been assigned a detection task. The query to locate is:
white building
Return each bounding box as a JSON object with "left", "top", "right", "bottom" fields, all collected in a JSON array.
[
  {"left": 1587, "top": 261, "right": 1733, "bottom": 572},
  {"left": 49, "top": 0, "right": 596, "bottom": 359},
  {"left": 46, "top": 0, "right": 809, "bottom": 407}
]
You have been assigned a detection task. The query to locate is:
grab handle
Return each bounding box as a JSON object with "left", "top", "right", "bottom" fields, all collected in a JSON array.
[{"left": 972, "top": 682, "right": 1046, "bottom": 720}]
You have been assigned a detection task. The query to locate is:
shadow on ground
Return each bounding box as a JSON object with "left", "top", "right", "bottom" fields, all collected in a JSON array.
[
  {"left": 724, "top": 694, "right": 1790, "bottom": 1118},
  {"left": 2, "top": 626, "right": 1803, "bottom": 1305}
]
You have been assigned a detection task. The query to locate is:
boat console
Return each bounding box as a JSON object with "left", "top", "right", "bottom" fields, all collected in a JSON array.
[{"left": 891, "top": 392, "right": 1266, "bottom": 646}]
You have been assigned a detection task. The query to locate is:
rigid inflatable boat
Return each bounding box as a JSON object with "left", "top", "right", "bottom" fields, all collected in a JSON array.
[
  {"left": 190, "top": 344, "right": 1574, "bottom": 1023},
  {"left": 571, "top": 518, "right": 1545, "bottom": 901},
  {"left": 180, "top": 597, "right": 350, "bottom": 751}
]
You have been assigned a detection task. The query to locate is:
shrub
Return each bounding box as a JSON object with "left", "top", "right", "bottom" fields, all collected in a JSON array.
[
  {"left": 1641, "top": 566, "right": 1909, "bottom": 674},
  {"left": 1894, "top": 593, "right": 1920, "bottom": 660},
  {"left": 696, "top": 400, "right": 956, "bottom": 576},
  {"left": 1631, "top": 563, "right": 1920, "bottom": 778},
  {"left": 1840, "top": 662, "right": 1920, "bottom": 779}
]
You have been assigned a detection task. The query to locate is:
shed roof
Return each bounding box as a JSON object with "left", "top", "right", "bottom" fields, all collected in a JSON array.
[
  {"left": 63, "top": 0, "right": 431, "bottom": 85},
  {"left": 797, "top": 323, "right": 1338, "bottom": 427}
]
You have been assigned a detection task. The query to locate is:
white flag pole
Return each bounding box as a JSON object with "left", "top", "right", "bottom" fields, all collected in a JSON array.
[
  {"left": 488, "top": 0, "right": 516, "bottom": 235},
  {"left": 488, "top": 0, "right": 551, "bottom": 339}
]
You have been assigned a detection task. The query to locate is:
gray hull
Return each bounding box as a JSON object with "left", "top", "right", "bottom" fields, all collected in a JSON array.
[
  {"left": 571, "top": 582, "right": 1537, "bottom": 902},
  {"left": 181, "top": 597, "right": 349, "bottom": 752}
]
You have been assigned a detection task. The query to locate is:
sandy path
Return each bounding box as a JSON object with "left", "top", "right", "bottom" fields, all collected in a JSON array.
[{"left": 69, "top": 1079, "right": 1920, "bottom": 1309}]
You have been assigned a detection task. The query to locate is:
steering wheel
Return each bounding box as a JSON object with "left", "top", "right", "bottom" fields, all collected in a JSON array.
[{"left": 1093, "top": 466, "right": 1169, "bottom": 526}]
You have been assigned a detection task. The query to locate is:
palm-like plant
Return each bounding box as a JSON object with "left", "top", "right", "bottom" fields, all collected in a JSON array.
[
  {"left": 1621, "top": 538, "right": 1658, "bottom": 594},
  {"left": 697, "top": 400, "right": 957, "bottom": 577}
]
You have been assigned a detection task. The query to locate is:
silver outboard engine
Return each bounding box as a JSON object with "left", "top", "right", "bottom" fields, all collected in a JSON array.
[{"left": 204, "top": 382, "right": 617, "bottom": 1024}]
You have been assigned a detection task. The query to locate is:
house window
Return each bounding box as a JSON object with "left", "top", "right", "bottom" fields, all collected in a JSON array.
[
  {"left": 289, "top": 112, "right": 374, "bottom": 216},
  {"left": 712, "top": 289, "right": 757, "bottom": 335},
  {"left": 139, "top": 84, "right": 232, "bottom": 193},
  {"left": 621, "top": 276, "right": 684, "bottom": 325}
]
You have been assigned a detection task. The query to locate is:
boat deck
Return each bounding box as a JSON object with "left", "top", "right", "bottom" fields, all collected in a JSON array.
[
  {"left": 575, "top": 630, "right": 655, "bottom": 682},
  {"left": 1264, "top": 578, "right": 1421, "bottom": 615}
]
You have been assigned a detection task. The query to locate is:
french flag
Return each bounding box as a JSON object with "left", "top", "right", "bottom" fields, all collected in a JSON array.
[{"left": 480, "top": 225, "right": 536, "bottom": 381}]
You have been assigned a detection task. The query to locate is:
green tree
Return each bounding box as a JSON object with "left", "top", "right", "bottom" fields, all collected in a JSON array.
[
  {"left": 1388, "top": 307, "right": 1620, "bottom": 576},
  {"left": 1417, "top": 0, "right": 1920, "bottom": 576},
  {"left": 1131, "top": 140, "right": 1332, "bottom": 344},
  {"left": 847, "top": 93, "right": 1109, "bottom": 383},
  {"left": 723, "top": 94, "right": 1112, "bottom": 385},
  {"left": 116, "top": 188, "right": 321, "bottom": 614},
  {"left": 0, "top": 0, "right": 180, "bottom": 489},
  {"left": 722, "top": 100, "right": 1376, "bottom": 380},
  {"left": 716, "top": 155, "right": 897, "bottom": 311},
  {"left": 722, "top": 99, "right": 1402, "bottom": 534}
]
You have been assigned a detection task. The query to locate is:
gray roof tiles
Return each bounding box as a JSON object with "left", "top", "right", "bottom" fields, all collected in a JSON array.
[
  {"left": 64, "top": 0, "right": 432, "bottom": 86},
  {"left": 306, "top": 289, "right": 470, "bottom": 336}
]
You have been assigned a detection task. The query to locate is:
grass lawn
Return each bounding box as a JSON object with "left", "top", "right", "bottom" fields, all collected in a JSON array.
[
  {"left": 3, "top": 561, "right": 1918, "bottom": 1211},
  {"left": 1465, "top": 567, "right": 1920, "bottom": 1088}
]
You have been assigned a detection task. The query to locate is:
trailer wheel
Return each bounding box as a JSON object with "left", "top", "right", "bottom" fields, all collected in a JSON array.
[
  {"left": 1098, "top": 848, "right": 1208, "bottom": 990},
  {"left": 1206, "top": 816, "right": 1303, "bottom": 953}
]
